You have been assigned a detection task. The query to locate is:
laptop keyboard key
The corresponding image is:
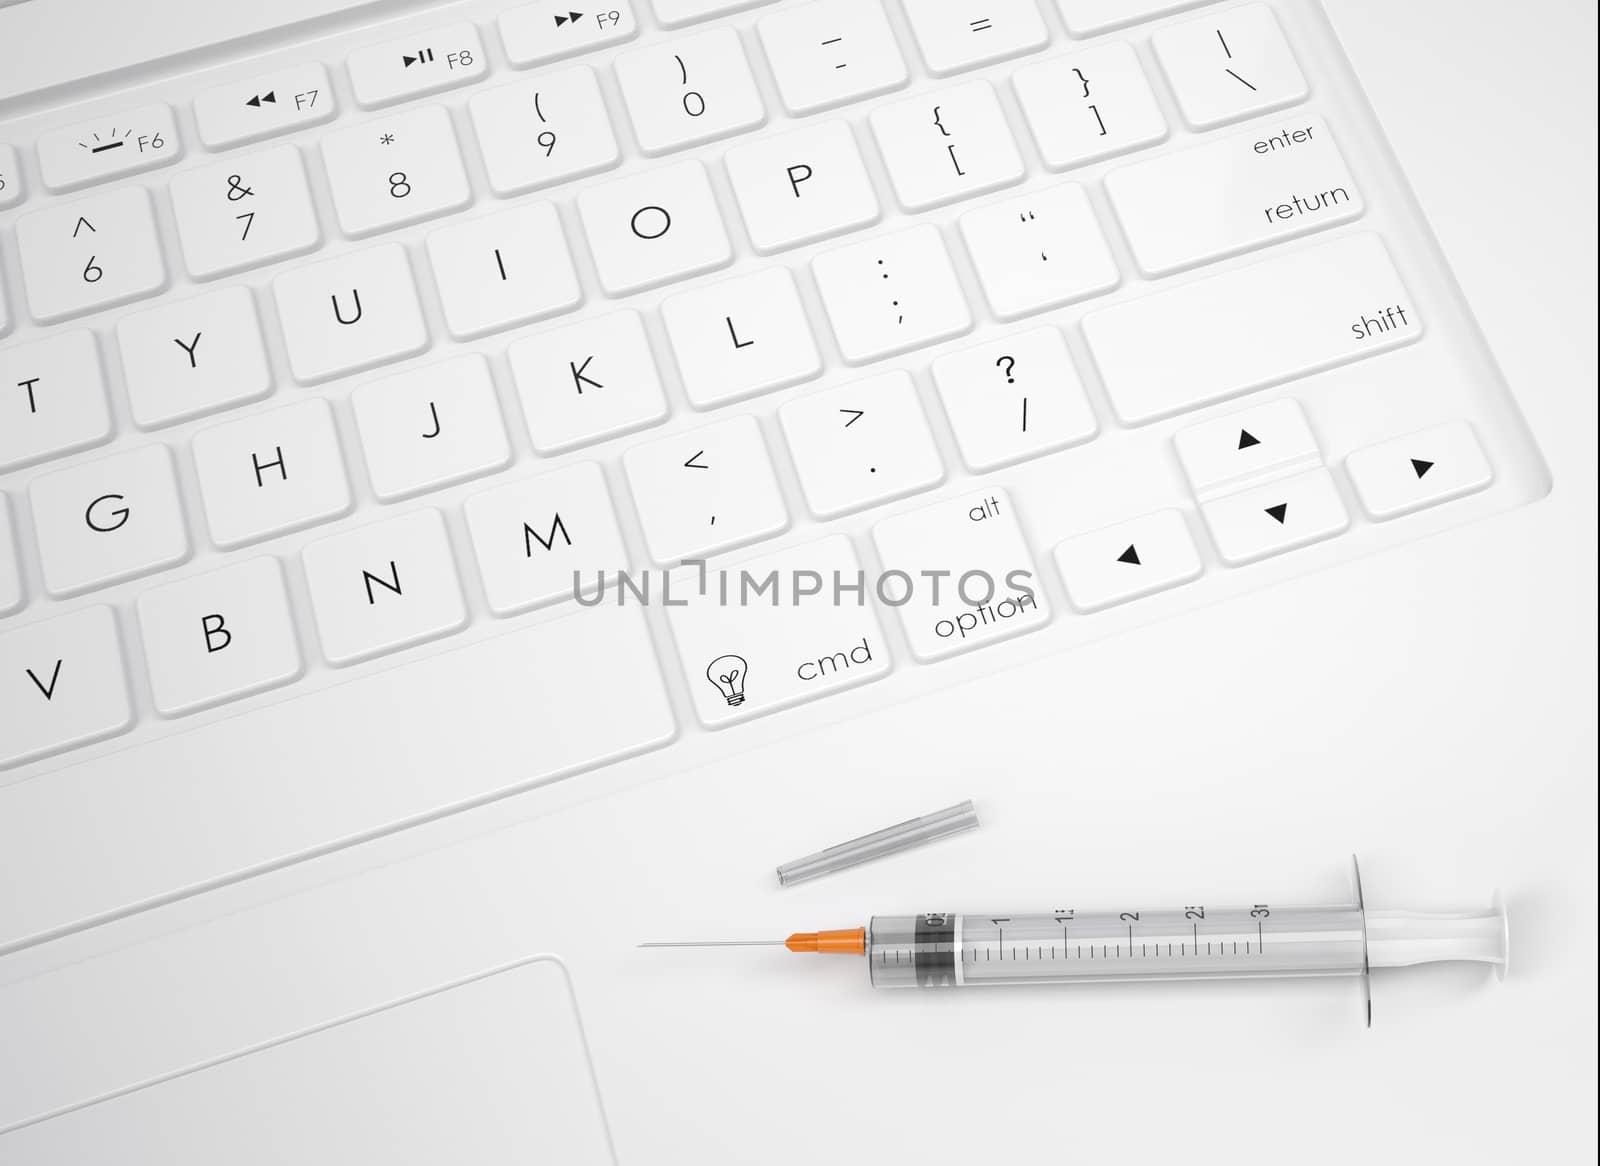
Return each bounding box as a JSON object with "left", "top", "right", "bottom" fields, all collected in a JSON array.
[
  {"left": 0, "top": 330, "right": 113, "bottom": 472},
  {"left": 779, "top": 369, "right": 945, "bottom": 518},
  {"left": 192, "top": 398, "right": 353, "bottom": 548},
  {"left": 1201, "top": 468, "right": 1349, "bottom": 565},
  {"left": 1082, "top": 233, "right": 1420, "bottom": 424},
  {"left": 498, "top": 1, "right": 639, "bottom": 67},
  {"left": 272, "top": 243, "right": 429, "bottom": 383},
  {"left": 36, "top": 104, "right": 181, "bottom": 192},
  {"left": 508, "top": 309, "right": 668, "bottom": 454},
  {"left": 870, "top": 81, "right": 1025, "bottom": 212},
  {"left": 346, "top": 23, "right": 486, "bottom": 109},
  {"left": 351, "top": 355, "right": 511, "bottom": 501},
  {"left": 903, "top": 0, "right": 1048, "bottom": 76},
  {"left": 615, "top": 27, "right": 766, "bottom": 155},
  {"left": 1013, "top": 42, "right": 1169, "bottom": 172},
  {"left": 169, "top": 146, "right": 322, "bottom": 279},
  {"left": 136, "top": 557, "right": 303, "bottom": 717},
  {"left": 1346, "top": 420, "right": 1494, "bottom": 521},
  {"left": 16, "top": 186, "right": 168, "bottom": 322},
  {"left": 577, "top": 160, "right": 733, "bottom": 295},
  {"left": 469, "top": 67, "right": 621, "bottom": 196},
  {"left": 813, "top": 224, "right": 972, "bottom": 364},
  {"left": 115, "top": 286, "right": 273, "bottom": 429},
  {"left": 958, "top": 183, "right": 1121, "bottom": 320},
  {"left": 426, "top": 202, "right": 582, "bottom": 340},
  {"left": 465, "top": 461, "right": 630, "bottom": 616},
  {"left": 662, "top": 267, "right": 822, "bottom": 408},
  {"left": 666, "top": 535, "right": 892, "bottom": 727},
  {"left": 624, "top": 414, "right": 789, "bottom": 563},
  {"left": 321, "top": 105, "right": 471, "bottom": 237},
  {"left": 302, "top": 508, "right": 468, "bottom": 666},
  {"left": 724, "top": 121, "right": 881, "bottom": 254},
  {"left": 932, "top": 327, "right": 1099, "bottom": 472},
  {"left": 0, "top": 606, "right": 133, "bottom": 770},
  {"left": 1174, "top": 398, "right": 1320, "bottom": 499},
  {"left": 1053, "top": 509, "right": 1203, "bottom": 612},
  {"left": 193, "top": 63, "right": 336, "bottom": 149},
  {"left": 872, "top": 487, "right": 1049, "bottom": 661},
  {"left": 758, "top": 0, "right": 909, "bottom": 115},
  {"left": 1106, "top": 116, "right": 1362, "bottom": 276},
  {"left": 29, "top": 446, "right": 190, "bottom": 597},
  {"left": 1154, "top": 4, "right": 1308, "bottom": 129}
]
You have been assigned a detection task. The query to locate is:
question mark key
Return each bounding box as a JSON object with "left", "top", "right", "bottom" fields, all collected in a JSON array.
[{"left": 933, "top": 326, "right": 1099, "bottom": 470}]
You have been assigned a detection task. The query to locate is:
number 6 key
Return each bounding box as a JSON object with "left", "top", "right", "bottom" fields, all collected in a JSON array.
[{"left": 15, "top": 187, "right": 168, "bottom": 323}]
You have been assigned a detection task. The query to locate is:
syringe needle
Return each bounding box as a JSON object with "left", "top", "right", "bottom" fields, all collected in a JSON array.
[
  {"left": 640, "top": 928, "right": 867, "bottom": 955},
  {"left": 637, "top": 939, "right": 790, "bottom": 948}
]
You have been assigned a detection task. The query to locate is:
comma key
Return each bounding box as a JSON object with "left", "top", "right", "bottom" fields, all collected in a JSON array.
[{"left": 871, "top": 488, "right": 1049, "bottom": 662}]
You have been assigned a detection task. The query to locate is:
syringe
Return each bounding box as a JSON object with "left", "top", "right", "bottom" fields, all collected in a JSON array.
[{"left": 642, "top": 860, "right": 1508, "bottom": 1024}]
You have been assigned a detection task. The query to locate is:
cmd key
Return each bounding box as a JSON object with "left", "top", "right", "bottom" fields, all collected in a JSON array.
[{"left": 665, "top": 535, "right": 892, "bottom": 728}]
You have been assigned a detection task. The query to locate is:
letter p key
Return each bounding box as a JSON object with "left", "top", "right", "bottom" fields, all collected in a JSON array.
[{"left": 787, "top": 163, "right": 813, "bottom": 198}]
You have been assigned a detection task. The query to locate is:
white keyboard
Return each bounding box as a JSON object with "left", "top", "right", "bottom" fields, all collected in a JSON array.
[{"left": 0, "top": 0, "right": 1548, "bottom": 946}]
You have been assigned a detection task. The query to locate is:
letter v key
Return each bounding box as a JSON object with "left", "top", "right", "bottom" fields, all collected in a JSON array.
[
  {"left": 1, "top": 606, "right": 134, "bottom": 769},
  {"left": 27, "top": 659, "right": 63, "bottom": 700}
]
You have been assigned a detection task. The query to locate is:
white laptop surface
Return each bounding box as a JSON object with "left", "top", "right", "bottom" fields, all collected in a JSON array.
[{"left": 0, "top": 957, "right": 614, "bottom": 1164}]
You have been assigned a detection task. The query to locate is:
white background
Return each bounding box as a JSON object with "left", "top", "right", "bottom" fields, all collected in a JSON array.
[{"left": 0, "top": 1, "right": 1594, "bottom": 1162}]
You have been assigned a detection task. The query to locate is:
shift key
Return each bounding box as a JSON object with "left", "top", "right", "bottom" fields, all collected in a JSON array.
[{"left": 1082, "top": 233, "right": 1421, "bottom": 425}]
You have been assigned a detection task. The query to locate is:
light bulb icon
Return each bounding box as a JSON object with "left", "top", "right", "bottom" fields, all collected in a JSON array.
[{"left": 706, "top": 654, "right": 748, "bottom": 707}]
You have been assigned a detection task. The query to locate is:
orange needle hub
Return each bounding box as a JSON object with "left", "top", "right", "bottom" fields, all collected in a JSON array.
[{"left": 784, "top": 927, "right": 866, "bottom": 955}]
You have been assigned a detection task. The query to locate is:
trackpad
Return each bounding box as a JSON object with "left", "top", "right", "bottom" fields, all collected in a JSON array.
[{"left": 1, "top": 957, "right": 614, "bottom": 1165}]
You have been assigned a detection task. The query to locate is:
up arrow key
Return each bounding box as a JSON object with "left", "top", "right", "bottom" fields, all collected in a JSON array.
[{"left": 1116, "top": 544, "right": 1141, "bottom": 565}]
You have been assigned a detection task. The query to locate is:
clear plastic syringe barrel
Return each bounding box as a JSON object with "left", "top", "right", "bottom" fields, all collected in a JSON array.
[{"left": 867, "top": 906, "right": 1367, "bottom": 988}]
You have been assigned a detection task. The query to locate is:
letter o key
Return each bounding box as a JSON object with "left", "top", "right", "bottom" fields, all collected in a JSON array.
[{"left": 630, "top": 205, "right": 672, "bottom": 240}]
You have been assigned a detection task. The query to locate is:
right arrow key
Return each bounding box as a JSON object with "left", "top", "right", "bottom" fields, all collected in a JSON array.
[
  {"left": 1345, "top": 420, "right": 1494, "bottom": 521},
  {"left": 1201, "top": 469, "right": 1349, "bottom": 565}
]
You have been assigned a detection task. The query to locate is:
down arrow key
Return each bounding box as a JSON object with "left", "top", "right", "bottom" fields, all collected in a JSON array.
[{"left": 1201, "top": 469, "right": 1349, "bottom": 565}]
